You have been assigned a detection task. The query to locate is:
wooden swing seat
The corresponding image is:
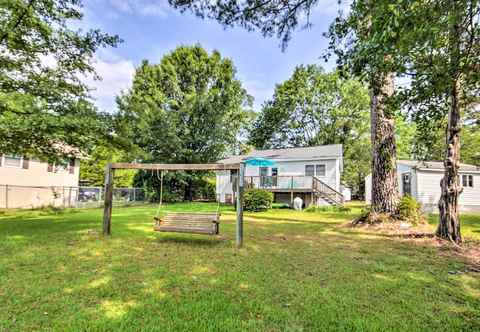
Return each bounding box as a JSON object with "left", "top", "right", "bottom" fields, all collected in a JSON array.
[{"left": 154, "top": 212, "right": 220, "bottom": 235}]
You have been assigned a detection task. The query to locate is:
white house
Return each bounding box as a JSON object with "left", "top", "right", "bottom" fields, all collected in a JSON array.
[
  {"left": 216, "top": 144, "right": 348, "bottom": 207},
  {"left": 0, "top": 154, "right": 81, "bottom": 209},
  {"left": 365, "top": 160, "right": 480, "bottom": 212}
]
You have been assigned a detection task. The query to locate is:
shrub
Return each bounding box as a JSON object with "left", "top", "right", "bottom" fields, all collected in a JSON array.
[
  {"left": 397, "top": 195, "right": 425, "bottom": 224},
  {"left": 244, "top": 189, "right": 273, "bottom": 212}
]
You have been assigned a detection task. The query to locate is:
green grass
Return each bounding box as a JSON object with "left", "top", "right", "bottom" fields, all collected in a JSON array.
[
  {"left": 428, "top": 213, "right": 480, "bottom": 241},
  {"left": 1, "top": 202, "right": 479, "bottom": 331}
]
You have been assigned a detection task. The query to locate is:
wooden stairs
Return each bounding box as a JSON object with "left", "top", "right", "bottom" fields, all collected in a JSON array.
[{"left": 312, "top": 177, "right": 344, "bottom": 206}]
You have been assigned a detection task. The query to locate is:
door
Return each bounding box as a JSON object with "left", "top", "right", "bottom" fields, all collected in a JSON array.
[
  {"left": 402, "top": 173, "right": 411, "bottom": 196},
  {"left": 271, "top": 168, "right": 278, "bottom": 187},
  {"left": 260, "top": 167, "right": 269, "bottom": 187}
]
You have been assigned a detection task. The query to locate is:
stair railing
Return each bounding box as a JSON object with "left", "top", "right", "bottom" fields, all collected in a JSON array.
[{"left": 312, "top": 176, "right": 344, "bottom": 205}]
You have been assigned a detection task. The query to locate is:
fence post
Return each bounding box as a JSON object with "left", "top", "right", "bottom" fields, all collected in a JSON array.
[
  {"left": 133, "top": 188, "right": 136, "bottom": 202},
  {"left": 5, "top": 185, "right": 8, "bottom": 209},
  {"left": 236, "top": 162, "right": 245, "bottom": 249},
  {"left": 103, "top": 164, "right": 114, "bottom": 235},
  {"left": 75, "top": 187, "right": 79, "bottom": 208}
]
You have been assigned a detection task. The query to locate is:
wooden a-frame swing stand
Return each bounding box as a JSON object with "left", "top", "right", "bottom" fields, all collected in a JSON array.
[{"left": 102, "top": 162, "right": 246, "bottom": 248}]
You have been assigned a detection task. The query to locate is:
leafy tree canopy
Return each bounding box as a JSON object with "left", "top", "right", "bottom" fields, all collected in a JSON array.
[
  {"left": 249, "top": 65, "right": 370, "bottom": 149},
  {"left": 249, "top": 65, "right": 371, "bottom": 197},
  {"left": 117, "top": 44, "right": 252, "bottom": 164},
  {"left": 79, "top": 146, "right": 136, "bottom": 187},
  {"left": 0, "top": 0, "right": 120, "bottom": 159},
  {"left": 169, "top": 0, "right": 321, "bottom": 49},
  {"left": 117, "top": 45, "right": 252, "bottom": 200}
]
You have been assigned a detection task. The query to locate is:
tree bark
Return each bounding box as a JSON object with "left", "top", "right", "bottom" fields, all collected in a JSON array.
[
  {"left": 184, "top": 174, "right": 194, "bottom": 201},
  {"left": 437, "top": 79, "right": 462, "bottom": 243},
  {"left": 370, "top": 72, "right": 399, "bottom": 214}
]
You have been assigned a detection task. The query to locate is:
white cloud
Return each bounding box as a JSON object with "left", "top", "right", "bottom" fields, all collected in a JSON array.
[
  {"left": 108, "top": 0, "right": 172, "bottom": 17},
  {"left": 84, "top": 55, "right": 136, "bottom": 112}
]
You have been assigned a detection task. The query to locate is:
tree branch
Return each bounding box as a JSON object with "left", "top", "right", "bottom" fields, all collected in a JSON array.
[{"left": 0, "top": 0, "right": 36, "bottom": 45}]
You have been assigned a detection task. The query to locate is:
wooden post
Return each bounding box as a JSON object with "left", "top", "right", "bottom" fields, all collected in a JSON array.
[
  {"left": 236, "top": 162, "right": 245, "bottom": 248},
  {"left": 5, "top": 185, "right": 8, "bottom": 209},
  {"left": 103, "top": 164, "right": 114, "bottom": 235}
]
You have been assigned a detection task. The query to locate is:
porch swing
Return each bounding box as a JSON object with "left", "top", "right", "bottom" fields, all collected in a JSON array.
[{"left": 153, "top": 169, "right": 221, "bottom": 235}]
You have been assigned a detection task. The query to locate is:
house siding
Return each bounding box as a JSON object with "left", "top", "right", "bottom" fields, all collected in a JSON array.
[
  {"left": 0, "top": 158, "right": 80, "bottom": 209},
  {"left": 0, "top": 158, "right": 80, "bottom": 187},
  {"left": 365, "top": 164, "right": 480, "bottom": 212},
  {"left": 417, "top": 170, "right": 480, "bottom": 212},
  {"left": 216, "top": 158, "right": 340, "bottom": 204}
]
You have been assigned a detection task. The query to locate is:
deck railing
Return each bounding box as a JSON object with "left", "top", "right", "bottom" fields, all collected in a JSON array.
[
  {"left": 244, "top": 175, "right": 344, "bottom": 205},
  {"left": 244, "top": 176, "right": 314, "bottom": 190}
]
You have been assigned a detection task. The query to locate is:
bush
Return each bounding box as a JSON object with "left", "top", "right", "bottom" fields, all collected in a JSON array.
[
  {"left": 397, "top": 195, "right": 425, "bottom": 224},
  {"left": 244, "top": 189, "right": 273, "bottom": 212}
]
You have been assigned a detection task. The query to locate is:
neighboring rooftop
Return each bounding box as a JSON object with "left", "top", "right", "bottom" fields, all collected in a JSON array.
[
  {"left": 398, "top": 160, "right": 480, "bottom": 172},
  {"left": 218, "top": 144, "right": 343, "bottom": 164}
]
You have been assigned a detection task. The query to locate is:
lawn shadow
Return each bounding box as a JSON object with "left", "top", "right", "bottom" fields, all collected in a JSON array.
[
  {"left": 154, "top": 234, "right": 229, "bottom": 247},
  {"left": 247, "top": 211, "right": 358, "bottom": 223}
]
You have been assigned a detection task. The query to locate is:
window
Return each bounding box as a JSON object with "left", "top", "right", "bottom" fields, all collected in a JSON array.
[
  {"left": 3, "top": 155, "right": 22, "bottom": 167},
  {"left": 47, "top": 159, "right": 74, "bottom": 174},
  {"left": 316, "top": 164, "right": 326, "bottom": 177},
  {"left": 271, "top": 168, "right": 278, "bottom": 177},
  {"left": 54, "top": 161, "right": 68, "bottom": 173},
  {"left": 305, "top": 164, "right": 326, "bottom": 177},
  {"left": 462, "top": 175, "right": 474, "bottom": 188},
  {"left": 305, "top": 165, "right": 315, "bottom": 176},
  {"left": 402, "top": 173, "right": 411, "bottom": 196}
]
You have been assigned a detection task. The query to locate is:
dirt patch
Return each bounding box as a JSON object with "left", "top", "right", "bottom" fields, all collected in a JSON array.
[
  {"left": 345, "top": 221, "right": 480, "bottom": 272},
  {"left": 343, "top": 219, "right": 434, "bottom": 236}
]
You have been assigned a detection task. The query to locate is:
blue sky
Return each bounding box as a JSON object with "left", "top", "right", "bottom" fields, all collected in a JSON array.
[{"left": 81, "top": 0, "right": 346, "bottom": 112}]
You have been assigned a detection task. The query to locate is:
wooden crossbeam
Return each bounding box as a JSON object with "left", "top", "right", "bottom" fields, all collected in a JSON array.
[
  {"left": 102, "top": 161, "right": 245, "bottom": 248},
  {"left": 110, "top": 163, "right": 240, "bottom": 171}
]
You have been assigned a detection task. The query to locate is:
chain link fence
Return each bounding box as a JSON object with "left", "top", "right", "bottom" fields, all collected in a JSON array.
[{"left": 0, "top": 185, "right": 147, "bottom": 209}]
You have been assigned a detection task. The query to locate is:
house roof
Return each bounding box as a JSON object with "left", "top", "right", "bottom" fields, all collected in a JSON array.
[
  {"left": 218, "top": 144, "right": 343, "bottom": 164},
  {"left": 398, "top": 160, "right": 480, "bottom": 172}
]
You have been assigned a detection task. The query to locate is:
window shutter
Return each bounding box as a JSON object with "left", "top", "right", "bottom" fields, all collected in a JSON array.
[
  {"left": 22, "top": 157, "right": 30, "bottom": 169},
  {"left": 47, "top": 163, "right": 53, "bottom": 172},
  {"left": 69, "top": 158, "right": 75, "bottom": 174}
]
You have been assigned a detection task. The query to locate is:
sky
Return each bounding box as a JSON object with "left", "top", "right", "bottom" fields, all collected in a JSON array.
[{"left": 80, "top": 0, "right": 347, "bottom": 112}]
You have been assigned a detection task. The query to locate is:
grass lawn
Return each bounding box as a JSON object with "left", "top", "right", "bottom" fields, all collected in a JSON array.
[{"left": 1, "top": 202, "right": 479, "bottom": 331}]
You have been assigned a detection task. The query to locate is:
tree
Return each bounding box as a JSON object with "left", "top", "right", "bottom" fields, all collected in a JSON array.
[
  {"left": 383, "top": 0, "right": 480, "bottom": 243},
  {"left": 117, "top": 45, "right": 251, "bottom": 200},
  {"left": 169, "top": 0, "right": 401, "bottom": 215},
  {"left": 326, "top": 1, "right": 404, "bottom": 215},
  {"left": 0, "top": 0, "right": 120, "bottom": 159},
  {"left": 249, "top": 65, "right": 371, "bottom": 197},
  {"left": 79, "top": 146, "right": 136, "bottom": 187}
]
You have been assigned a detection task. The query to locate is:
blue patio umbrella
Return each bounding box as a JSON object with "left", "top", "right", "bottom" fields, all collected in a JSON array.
[{"left": 243, "top": 157, "right": 276, "bottom": 167}]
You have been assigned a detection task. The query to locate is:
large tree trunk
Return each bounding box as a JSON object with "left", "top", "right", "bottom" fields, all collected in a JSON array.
[
  {"left": 184, "top": 173, "right": 194, "bottom": 202},
  {"left": 370, "top": 72, "right": 399, "bottom": 214},
  {"left": 437, "top": 79, "right": 462, "bottom": 243}
]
